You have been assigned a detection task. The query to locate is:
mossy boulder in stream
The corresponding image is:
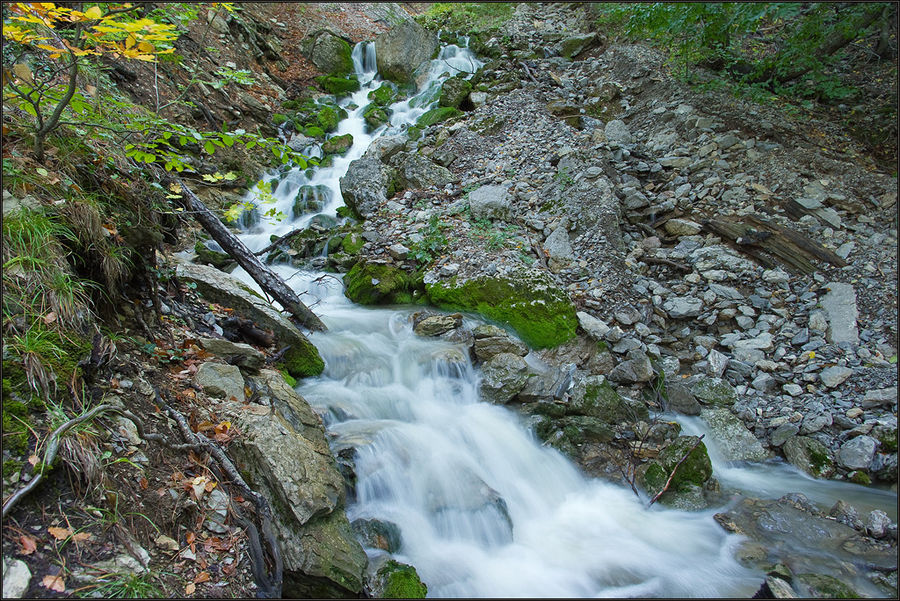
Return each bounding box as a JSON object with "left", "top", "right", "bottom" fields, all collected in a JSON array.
[
  {"left": 322, "top": 133, "right": 353, "bottom": 155},
  {"left": 425, "top": 267, "right": 577, "bottom": 349},
  {"left": 568, "top": 375, "right": 649, "bottom": 422},
  {"left": 316, "top": 75, "right": 361, "bottom": 97},
  {"left": 317, "top": 106, "right": 347, "bottom": 133},
  {"left": 417, "top": 106, "right": 461, "bottom": 128},
  {"left": 368, "top": 559, "right": 427, "bottom": 598},
  {"left": 363, "top": 104, "right": 391, "bottom": 131},
  {"left": 439, "top": 74, "right": 472, "bottom": 108},
  {"left": 282, "top": 340, "right": 325, "bottom": 378},
  {"left": 638, "top": 435, "right": 712, "bottom": 505},
  {"left": 368, "top": 82, "right": 398, "bottom": 106},
  {"left": 344, "top": 261, "right": 425, "bottom": 305}
]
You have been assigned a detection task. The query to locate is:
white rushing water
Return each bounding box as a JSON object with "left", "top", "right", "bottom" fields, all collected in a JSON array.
[{"left": 225, "top": 41, "right": 895, "bottom": 597}]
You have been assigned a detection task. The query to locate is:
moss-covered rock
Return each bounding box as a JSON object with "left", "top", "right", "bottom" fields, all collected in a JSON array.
[
  {"left": 304, "top": 31, "right": 355, "bottom": 76},
  {"left": 315, "top": 75, "right": 361, "bottom": 97},
  {"left": 416, "top": 106, "right": 461, "bottom": 128},
  {"left": 795, "top": 573, "right": 860, "bottom": 598},
  {"left": 363, "top": 104, "right": 391, "bottom": 132},
  {"left": 341, "top": 232, "right": 365, "bottom": 254},
  {"left": 322, "top": 133, "right": 353, "bottom": 155},
  {"left": 317, "top": 106, "right": 347, "bottom": 133},
  {"left": 305, "top": 126, "right": 326, "bottom": 139},
  {"left": 425, "top": 267, "right": 577, "bottom": 349},
  {"left": 368, "top": 83, "right": 398, "bottom": 106},
  {"left": 281, "top": 337, "right": 325, "bottom": 378},
  {"left": 782, "top": 436, "right": 835, "bottom": 479},
  {"left": 639, "top": 435, "right": 712, "bottom": 499},
  {"left": 194, "top": 240, "right": 235, "bottom": 270},
  {"left": 293, "top": 185, "right": 331, "bottom": 218},
  {"left": 344, "top": 262, "right": 425, "bottom": 305},
  {"left": 690, "top": 377, "right": 737, "bottom": 407},
  {"left": 371, "top": 560, "right": 427, "bottom": 599},
  {"left": 568, "top": 376, "right": 649, "bottom": 423},
  {"left": 439, "top": 74, "right": 472, "bottom": 108}
]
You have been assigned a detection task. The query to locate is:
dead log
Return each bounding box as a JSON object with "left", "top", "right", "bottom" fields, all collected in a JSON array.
[{"left": 169, "top": 177, "right": 327, "bottom": 332}]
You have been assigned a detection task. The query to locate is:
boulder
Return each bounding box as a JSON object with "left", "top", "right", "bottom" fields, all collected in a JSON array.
[
  {"left": 2, "top": 556, "right": 31, "bottom": 598},
  {"left": 782, "top": 436, "right": 835, "bottom": 478},
  {"left": 439, "top": 74, "right": 473, "bottom": 108},
  {"left": 699, "top": 408, "right": 768, "bottom": 462},
  {"left": 322, "top": 133, "right": 354, "bottom": 155},
  {"left": 175, "top": 261, "right": 324, "bottom": 378},
  {"left": 351, "top": 518, "right": 402, "bottom": 553},
  {"left": 543, "top": 225, "right": 574, "bottom": 272},
  {"left": 820, "top": 365, "right": 853, "bottom": 388},
  {"left": 604, "top": 119, "right": 633, "bottom": 144},
  {"left": 221, "top": 370, "right": 367, "bottom": 597},
  {"left": 576, "top": 311, "right": 610, "bottom": 339},
  {"left": 838, "top": 435, "right": 878, "bottom": 470},
  {"left": 426, "top": 266, "right": 577, "bottom": 349},
  {"left": 472, "top": 325, "right": 528, "bottom": 361},
  {"left": 468, "top": 185, "right": 511, "bottom": 221},
  {"left": 559, "top": 32, "right": 596, "bottom": 59},
  {"left": 480, "top": 352, "right": 529, "bottom": 404},
  {"left": 303, "top": 30, "right": 354, "bottom": 75},
  {"left": 389, "top": 151, "right": 453, "bottom": 190},
  {"left": 340, "top": 156, "right": 398, "bottom": 219},
  {"left": 663, "top": 296, "right": 703, "bottom": 318},
  {"left": 196, "top": 362, "right": 246, "bottom": 403},
  {"left": 665, "top": 381, "right": 701, "bottom": 415},
  {"left": 689, "top": 376, "right": 736, "bottom": 407},
  {"left": 365, "top": 559, "right": 428, "bottom": 599},
  {"left": 374, "top": 20, "right": 438, "bottom": 83},
  {"left": 413, "top": 314, "right": 461, "bottom": 337},
  {"left": 638, "top": 436, "right": 712, "bottom": 505}
]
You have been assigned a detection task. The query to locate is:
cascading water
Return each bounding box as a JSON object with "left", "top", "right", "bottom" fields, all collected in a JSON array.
[{"left": 224, "top": 40, "right": 895, "bottom": 597}]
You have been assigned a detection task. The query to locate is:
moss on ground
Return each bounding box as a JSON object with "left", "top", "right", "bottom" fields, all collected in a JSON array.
[
  {"left": 417, "top": 106, "right": 462, "bottom": 128},
  {"left": 343, "top": 262, "right": 425, "bottom": 305},
  {"left": 425, "top": 270, "right": 577, "bottom": 349}
]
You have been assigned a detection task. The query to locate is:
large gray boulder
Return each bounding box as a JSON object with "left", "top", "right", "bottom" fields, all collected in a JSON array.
[
  {"left": 699, "top": 408, "right": 769, "bottom": 462},
  {"left": 339, "top": 156, "right": 397, "bottom": 219},
  {"left": 783, "top": 436, "right": 835, "bottom": 478},
  {"left": 543, "top": 225, "right": 575, "bottom": 272},
  {"left": 195, "top": 362, "right": 245, "bottom": 403},
  {"left": 388, "top": 151, "right": 453, "bottom": 190},
  {"left": 838, "top": 435, "right": 878, "bottom": 470},
  {"left": 221, "top": 370, "right": 367, "bottom": 597},
  {"left": 374, "top": 20, "right": 438, "bottom": 84},
  {"left": 468, "top": 185, "right": 511, "bottom": 221},
  {"left": 174, "top": 260, "right": 323, "bottom": 378},
  {"left": 607, "top": 348, "right": 654, "bottom": 383},
  {"left": 198, "top": 337, "right": 265, "bottom": 371},
  {"left": 820, "top": 282, "right": 859, "bottom": 345},
  {"left": 303, "top": 30, "right": 354, "bottom": 75}
]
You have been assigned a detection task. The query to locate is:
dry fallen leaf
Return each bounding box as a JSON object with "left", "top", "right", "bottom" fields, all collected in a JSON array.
[
  {"left": 18, "top": 535, "right": 37, "bottom": 555},
  {"left": 42, "top": 311, "right": 57, "bottom": 324},
  {"left": 139, "top": 476, "right": 149, "bottom": 490},
  {"left": 194, "top": 570, "right": 211, "bottom": 584},
  {"left": 27, "top": 455, "right": 40, "bottom": 466},
  {"left": 48, "top": 526, "right": 72, "bottom": 540},
  {"left": 41, "top": 574, "right": 66, "bottom": 592},
  {"left": 71, "top": 532, "right": 92, "bottom": 542},
  {"left": 185, "top": 582, "right": 196, "bottom": 595}
]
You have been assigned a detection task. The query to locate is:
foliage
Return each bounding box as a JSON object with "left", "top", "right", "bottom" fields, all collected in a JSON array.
[
  {"left": 408, "top": 214, "right": 449, "bottom": 265},
  {"left": 471, "top": 217, "right": 519, "bottom": 251},
  {"left": 594, "top": 2, "right": 894, "bottom": 104},
  {"left": 209, "top": 65, "right": 255, "bottom": 89},
  {"left": 418, "top": 3, "right": 516, "bottom": 35}
]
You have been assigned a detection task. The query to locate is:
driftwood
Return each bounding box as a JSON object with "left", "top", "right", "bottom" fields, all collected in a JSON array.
[
  {"left": 703, "top": 215, "right": 847, "bottom": 274},
  {"left": 169, "top": 177, "right": 327, "bottom": 332}
]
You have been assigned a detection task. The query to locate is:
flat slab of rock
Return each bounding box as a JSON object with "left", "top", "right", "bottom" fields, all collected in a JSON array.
[
  {"left": 468, "top": 185, "right": 511, "bottom": 221},
  {"left": 819, "top": 365, "right": 853, "bottom": 388},
  {"left": 820, "top": 282, "right": 859, "bottom": 344},
  {"left": 199, "top": 337, "right": 265, "bottom": 371},
  {"left": 196, "top": 362, "right": 245, "bottom": 403}
]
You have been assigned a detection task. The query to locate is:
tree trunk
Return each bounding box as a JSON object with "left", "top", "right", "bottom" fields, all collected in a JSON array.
[{"left": 172, "top": 178, "right": 328, "bottom": 332}]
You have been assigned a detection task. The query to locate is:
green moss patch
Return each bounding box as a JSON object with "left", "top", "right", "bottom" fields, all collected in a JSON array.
[
  {"left": 280, "top": 337, "right": 325, "bottom": 378},
  {"left": 377, "top": 560, "right": 428, "bottom": 599},
  {"left": 322, "top": 133, "right": 354, "bottom": 155},
  {"left": 315, "top": 75, "right": 361, "bottom": 97},
  {"left": 425, "top": 269, "right": 577, "bottom": 349},
  {"left": 343, "top": 262, "right": 425, "bottom": 305},
  {"left": 368, "top": 83, "right": 398, "bottom": 106},
  {"left": 316, "top": 106, "right": 347, "bottom": 133},
  {"left": 417, "top": 106, "right": 462, "bottom": 128}
]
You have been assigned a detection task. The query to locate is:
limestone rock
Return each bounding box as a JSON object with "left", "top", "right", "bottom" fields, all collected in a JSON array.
[
  {"left": 468, "top": 185, "right": 511, "bottom": 221},
  {"left": 222, "top": 370, "right": 366, "bottom": 597},
  {"left": 838, "top": 435, "right": 877, "bottom": 470},
  {"left": 820, "top": 282, "right": 859, "bottom": 345},
  {"left": 340, "top": 155, "right": 397, "bottom": 219},
  {"left": 819, "top": 365, "right": 852, "bottom": 388},
  {"left": 666, "top": 381, "right": 701, "bottom": 415},
  {"left": 374, "top": 20, "right": 438, "bottom": 83},
  {"left": 304, "top": 30, "right": 354, "bottom": 75},
  {"left": 2, "top": 556, "right": 31, "bottom": 598},
  {"left": 577, "top": 311, "right": 610, "bottom": 339},
  {"left": 413, "top": 314, "right": 461, "bottom": 337},
  {"left": 544, "top": 225, "right": 574, "bottom": 271},
  {"left": 604, "top": 119, "right": 633, "bottom": 144},
  {"left": 663, "top": 296, "right": 703, "bottom": 318},
  {"left": 700, "top": 408, "right": 768, "bottom": 462},
  {"left": 196, "top": 362, "right": 246, "bottom": 403},
  {"left": 389, "top": 151, "right": 453, "bottom": 190},
  {"left": 782, "top": 436, "right": 835, "bottom": 478},
  {"left": 608, "top": 348, "right": 654, "bottom": 383}
]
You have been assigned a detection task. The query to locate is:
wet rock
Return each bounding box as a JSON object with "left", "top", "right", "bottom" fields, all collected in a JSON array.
[
  {"left": 864, "top": 509, "right": 892, "bottom": 539},
  {"left": 480, "top": 352, "right": 529, "bottom": 404},
  {"left": 829, "top": 500, "right": 864, "bottom": 530},
  {"left": 439, "top": 73, "right": 473, "bottom": 109},
  {"left": 608, "top": 348, "right": 654, "bottom": 383},
  {"left": 473, "top": 326, "right": 528, "bottom": 361},
  {"left": 769, "top": 422, "right": 799, "bottom": 447},
  {"left": 819, "top": 365, "right": 853, "bottom": 388},
  {"left": 196, "top": 362, "right": 245, "bottom": 403},
  {"left": 413, "top": 314, "right": 462, "bottom": 337},
  {"left": 344, "top": 261, "right": 424, "bottom": 305},
  {"left": 340, "top": 156, "right": 397, "bottom": 219},
  {"left": 700, "top": 408, "right": 768, "bottom": 462},
  {"left": 468, "top": 184, "right": 511, "bottom": 221},
  {"left": 568, "top": 375, "right": 648, "bottom": 422},
  {"left": 351, "top": 518, "right": 402, "bottom": 553},
  {"left": 795, "top": 573, "right": 862, "bottom": 599},
  {"left": 366, "top": 558, "right": 428, "bottom": 599},
  {"left": 837, "top": 435, "right": 877, "bottom": 470},
  {"left": 782, "top": 436, "right": 835, "bottom": 478},
  {"left": 374, "top": 20, "right": 438, "bottom": 84},
  {"left": 390, "top": 151, "right": 453, "bottom": 190},
  {"left": 689, "top": 377, "right": 736, "bottom": 407},
  {"left": 638, "top": 435, "right": 712, "bottom": 503},
  {"left": 199, "top": 337, "right": 265, "bottom": 371}
]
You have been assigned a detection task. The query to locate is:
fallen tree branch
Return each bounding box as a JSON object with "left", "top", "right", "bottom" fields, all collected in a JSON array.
[
  {"left": 166, "top": 176, "right": 327, "bottom": 332},
  {"left": 647, "top": 434, "right": 705, "bottom": 507},
  {"left": 642, "top": 256, "right": 692, "bottom": 272}
]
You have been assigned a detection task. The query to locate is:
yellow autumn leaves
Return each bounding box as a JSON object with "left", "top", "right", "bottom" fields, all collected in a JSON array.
[{"left": 4, "top": 2, "right": 178, "bottom": 62}]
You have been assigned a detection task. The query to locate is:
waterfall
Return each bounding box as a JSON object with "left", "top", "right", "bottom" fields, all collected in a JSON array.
[{"left": 222, "top": 39, "right": 895, "bottom": 598}]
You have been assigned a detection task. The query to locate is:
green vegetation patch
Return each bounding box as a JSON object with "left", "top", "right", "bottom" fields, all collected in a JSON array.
[
  {"left": 416, "top": 106, "right": 462, "bottom": 128},
  {"left": 343, "top": 262, "right": 425, "bottom": 305},
  {"left": 417, "top": 3, "right": 516, "bottom": 35},
  {"left": 377, "top": 560, "right": 428, "bottom": 599},
  {"left": 315, "top": 75, "right": 361, "bottom": 97},
  {"left": 368, "top": 83, "right": 398, "bottom": 106},
  {"left": 426, "top": 268, "right": 577, "bottom": 349},
  {"left": 280, "top": 337, "right": 325, "bottom": 378}
]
